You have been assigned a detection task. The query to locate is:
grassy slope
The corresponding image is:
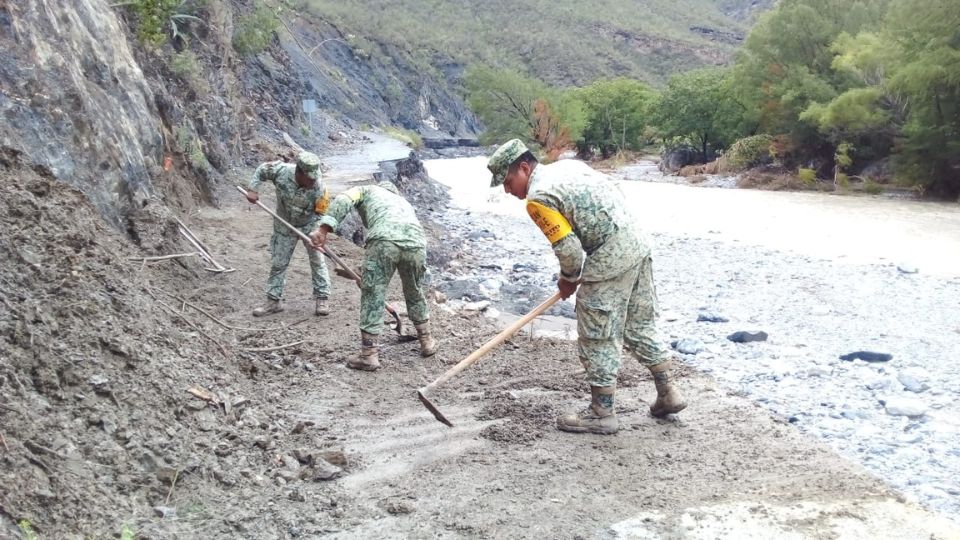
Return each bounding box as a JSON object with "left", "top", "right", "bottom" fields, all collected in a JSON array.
[{"left": 305, "top": 0, "right": 758, "bottom": 86}]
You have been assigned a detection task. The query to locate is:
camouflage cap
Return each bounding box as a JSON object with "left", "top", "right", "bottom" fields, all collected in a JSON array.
[
  {"left": 487, "top": 139, "right": 529, "bottom": 187},
  {"left": 296, "top": 151, "right": 322, "bottom": 180}
]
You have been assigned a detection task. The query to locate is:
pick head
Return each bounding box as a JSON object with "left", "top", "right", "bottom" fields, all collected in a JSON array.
[{"left": 417, "top": 389, "right": 454, "bottom": 428}]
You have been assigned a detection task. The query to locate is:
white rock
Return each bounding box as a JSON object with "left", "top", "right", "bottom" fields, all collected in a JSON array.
[
  {"left": 884, "top": 397, "right": 928, "bottom": 417},
  {"left": 462, "top": 300, "right": 491, "bottom": 312},
  {"left": 897, "top": 263, "right": 919, "bottom": 274},
  {"left": 483, "top": 307, "right": 501, "bottom": 319},
  {"left": 675, "top": 338, "right": 705, "bottom": 355}
]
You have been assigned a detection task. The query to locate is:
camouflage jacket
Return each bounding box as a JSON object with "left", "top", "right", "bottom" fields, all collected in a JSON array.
[
  {"left": 249, "top": 161, "right": 328, "bottom": 234},
  {"left": 319, "top": 184, "right": 425, "bottom": 249},
  {"left": 526, "top": 160, "right": 650, "bottom": 283}
]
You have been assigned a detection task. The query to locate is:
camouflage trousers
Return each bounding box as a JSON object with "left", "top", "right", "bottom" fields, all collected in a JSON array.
[
  {"left": 266, "top": 229, "right": 330, "bottom": 300},
  {"left": 360, "top": 240, "right": 429, "bottom": 335},
  {"left": 577, "top": 256, "right": 668, "bottom": 387}
]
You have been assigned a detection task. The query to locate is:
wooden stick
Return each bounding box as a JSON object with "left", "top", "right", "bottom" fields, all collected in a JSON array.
[
  {"left": 127, "top": 252, "right": 198, "bottom": 262},
  {"left": 242, "top": 340, "right": 305, "bottom": 353},
  {"left": 165, "top": 469, "right": 179, "bottom": 505},
  {"left": 178, "top": 228, "right": 219, "bottom": 269},
  {"left": 187, "top": 385, "right": 219, "bottom": 403},
  {"left": 173, "top": 217, "right": 215, "bottom": 258},
  {"left": 148, "top": 292, "right": 229, "bottom": 357},
  {"left": 157, "top": 290, "right": 285, "bottom": 332},
  {"left": 0, "top": 432, "right": 8, "bottom": 452},
  {"left": 422, "top": 292, "right": 562, "bottom": 393}
]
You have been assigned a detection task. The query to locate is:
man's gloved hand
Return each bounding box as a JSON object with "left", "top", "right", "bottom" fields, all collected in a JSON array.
[
  {"left": 558, "top": 277, "right": 581, "bottom": 300},
  {"left": 245, "top": 190, "right": 259, "bottom": 204}
]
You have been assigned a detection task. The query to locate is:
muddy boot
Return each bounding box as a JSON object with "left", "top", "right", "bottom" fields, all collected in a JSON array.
[
  {"left": 347, "top": 332, "right": 381, "bottom": 371},
  {"left": 648, "top": 359, "right": 687, "bottom": 417},
  {"left": 414, "top": 322, "right": 437, "bottom": 357},
  {"left": 314, "top": 297, "right": 329, "bottom": 316},
  {"left": 556, "top": 385, "right": 619, "bottom": 435},
  {"left": 252, "top": 297, "right": 283, "bottom": 317}
]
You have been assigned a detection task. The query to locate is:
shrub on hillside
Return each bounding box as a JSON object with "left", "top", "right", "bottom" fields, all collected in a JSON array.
[
  {"left": 233, "top": 3, "right": 278, "bottom": 56},
  {"left": 726, "top": 134, "right": 773, "bottom": 171}
]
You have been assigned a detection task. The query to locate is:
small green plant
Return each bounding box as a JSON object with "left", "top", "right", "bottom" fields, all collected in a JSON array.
[
  {"left": 834, "top": 142, "right": 854, "bottom": 190},
  {"left": 169, "top": 50, "right": 207, "bottom": 94},
  {"left": 726, "top": 134, "right": 774, "bottom": 171},
  {"left": 174, "top": 123, "right": 207, "bottom": 170},
  {"left": 233, "top": 2, "right": 279, "bottom": 56},
  {"left": 383, "top": 126, "right": 423, "bottom": 149},
  {"left": 798, "top": 168, "right": 817, "bottom": 186},
  {"left": 120, "top": 524, "right": 136, "bottom": 540},
  {"left": 863, "top": 180, "right": 885, "bottom": 195},
  {"left": 18, "top": 520, "right": 38, "bottom": 540},
  {"left": 127, "top": 0, "right": 204, "bottom": 45}
]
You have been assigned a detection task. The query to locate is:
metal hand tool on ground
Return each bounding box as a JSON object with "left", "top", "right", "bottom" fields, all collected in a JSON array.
[
  {"left": 418, "top": 291, "right": 563, "bottom": 427},
  {"left": 236, "top": 185, "right": 404, "bottom": 335}
]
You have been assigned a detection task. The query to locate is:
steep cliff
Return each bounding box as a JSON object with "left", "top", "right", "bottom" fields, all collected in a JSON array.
[{"left": 0, "top": 1, "right": 163, "bottom": 228}]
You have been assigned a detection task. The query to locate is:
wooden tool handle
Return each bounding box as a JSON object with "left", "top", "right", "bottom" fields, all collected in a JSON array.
[
  {"left": 236, "top": 185, "right": 362, "bottom": 283},
  {"left": 426, "top": 291, "right": 563, "bottom": 391}
]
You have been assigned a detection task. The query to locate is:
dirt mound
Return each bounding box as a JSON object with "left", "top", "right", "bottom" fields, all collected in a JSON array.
[
  {"left": 477, "top": 391, "right": 556, "bottom": 444},
  {"left": 0, "top": 150, "right": 315, "bottom": 538}
]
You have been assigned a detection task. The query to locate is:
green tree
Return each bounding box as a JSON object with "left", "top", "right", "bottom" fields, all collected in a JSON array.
[
  {"left": 730, "top": 0, "right": 888, "bottom": 141},
  {"left": 464, "top": 65, "right": 584, "bottom": 154},
  {"left": 883, "top": 0, "right": 960, "bottom": 197},
  {"left": 652, "top": 68, "right": 744, "bottom": 161},
  {"left": 574, "top": 78, "right": 655, "bottom": 157},
  {"left": 800, "top": 0, "right": 959, "bottom": 196}
]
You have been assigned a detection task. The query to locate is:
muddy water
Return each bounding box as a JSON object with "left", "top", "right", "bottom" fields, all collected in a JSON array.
[
  {"left": 427, "top": 157, "right": 960, "bottom": 278},
  {"left": 323, "top": 132, "right": 411, "bottom": 189},
  {"left": 424, "top": 156, "right": 960, "bottom": 520}
]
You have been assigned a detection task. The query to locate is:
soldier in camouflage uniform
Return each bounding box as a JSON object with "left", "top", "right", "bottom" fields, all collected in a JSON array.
[
  {"left": 308, "top": 182, "right": 437, "bottom": 371},
  {"left": 245, "top": 152, "right": 331, "bottom": 317},
  {"left": 488, "top": 139, "right": 687, "bottom": 435}
]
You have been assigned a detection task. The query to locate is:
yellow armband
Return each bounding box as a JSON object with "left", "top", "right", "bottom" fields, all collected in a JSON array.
[
  {"left": 526, "top": 200, "right": 573, "bottom": 244},
  {"left": 314, "top": 189, "right": 330, "bottom": 215}
]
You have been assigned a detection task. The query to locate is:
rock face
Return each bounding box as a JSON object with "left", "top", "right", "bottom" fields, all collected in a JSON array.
[
  {"left": 0, "top": 0, "right": 162, "bottom": 227},
  {"left": 279, "top": 19, "right": 480, "bottom": 139}
]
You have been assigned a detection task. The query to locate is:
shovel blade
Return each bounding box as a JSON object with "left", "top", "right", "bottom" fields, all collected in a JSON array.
[{"left": 417, "top": 389, "right": 453, "bottom": 428}]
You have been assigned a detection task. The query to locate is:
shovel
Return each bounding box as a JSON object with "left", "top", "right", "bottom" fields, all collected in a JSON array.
[
  {"left": 236, "top": 185, "right": 404, "bottom": 335},
  {"left": 418, "top": 291, "right": 562, "bottom": 427}
]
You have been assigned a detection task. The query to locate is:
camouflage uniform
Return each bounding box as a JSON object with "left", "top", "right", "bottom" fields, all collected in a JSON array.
[
  {"left": 318, "top": 183, "right": 429, "bottom": 335},
  {"left": 525, "top": 160, "right": 667, "bottom": 386},
  {"left": 487, "top": 140, "right": 666, "bottom": 388},
  {"left": 489, "top": 140, "right": 684, "bottom": 430},
  {"left": 249, "top": 154, "right": 331, "bottom": 301}
]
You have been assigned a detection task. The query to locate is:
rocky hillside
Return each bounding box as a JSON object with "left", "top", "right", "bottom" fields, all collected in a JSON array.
[
  {"left": 0, "top": 0, "right": 479, "bottom": 229},
  {"left": 0, "top": 0, "right": 771, "bottom": 228},
  {"left": 305, "top": 0, "right": 772, "bottom": 86}
]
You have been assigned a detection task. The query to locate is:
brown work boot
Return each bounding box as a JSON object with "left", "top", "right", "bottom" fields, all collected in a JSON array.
[
  {"left": 347, "top": 332, "right": 381, "bottom": 371},
  {"left": 556, "top": 385, "right": 619, "bottom": 435},
  {"left": 315, "top": 297, "right": 329, "bottom": 316},
  {"left": 648, "top": 359, "right": 687, "bottom": 417},
  {"left": 414, "top": 322, "right": 437, "bottom": 357},
  {"left": 252, "top": 297, "right": 283, "bottom": 317}
]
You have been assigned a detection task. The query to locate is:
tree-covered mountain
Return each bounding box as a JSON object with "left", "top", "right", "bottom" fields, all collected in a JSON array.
[{"left": 305, "top": 0, "right": 772, "bottom": 86}]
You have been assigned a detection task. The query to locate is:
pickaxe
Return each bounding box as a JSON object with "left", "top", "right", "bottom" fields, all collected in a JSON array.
[{"left": 418, "top": 292, "right": 562, "bottom": 427}]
